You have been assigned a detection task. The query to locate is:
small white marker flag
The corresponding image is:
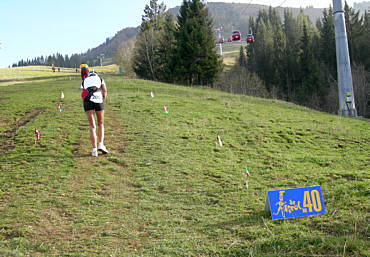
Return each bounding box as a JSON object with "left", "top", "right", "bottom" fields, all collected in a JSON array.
[{"left": 217, "top": 135, "right": 222, "bottom": 147}]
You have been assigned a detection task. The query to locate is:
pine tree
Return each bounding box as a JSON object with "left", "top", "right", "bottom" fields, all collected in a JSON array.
[
  {"left": 319, "top": 7, "right": 336, "bottom": 76},
  {"left": 282, "top": 10, "right": 300, "bottom": 97},
  {"left": 173, "top": 0, "right": 222, "bottom": 85},
  {"left": 297, "top": 22, "right": 321, "bottom": 104},
  {"left": 311, "top": 20, "right": 321, "bottom": 62},
  {"left": 248, "top": 16, "right": 255, "bottom": 35},
  {"left": 132, "top": 0, "right": 167, "bottom": 80},
  {"left": 358, "top": 11, "right": 370, "bottom": 70},
  {"left": 344, "top": 2, "right": 366, "bottom": 68},
  {"left": 141, "top": 0, "right": 166, "bottom": 31},
  {"left": 249, "top": 14, "right": 274, "bottom": 90},
  {"left": 156, "top": 11, "right": 177, "bottom": 82},
  {"left": 46, "top": 56, "right": 53, "bottom": 66},
  {"left": 56, "top": 53, "right": 64, "bottom": 67},
  {"left": 265, "top": 8, "right": 286, "bottom": 92},
  {"left": 238, "top": 46, "right": 246, "bottom": 68},
  {"left": 64, "top": 54, "right": 70, "bottom": 67},
  {"left": 268, "top": 6, "right": 281, "bottom": 34}
]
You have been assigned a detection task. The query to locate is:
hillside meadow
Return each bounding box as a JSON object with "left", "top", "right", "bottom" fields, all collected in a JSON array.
[
  {"left": 219, "top": 42, "right": 244, "bottom": 70},
  {"left": 0, "top": 65, "right": 119, "bottom": 87},
  {"left": 0, "top": 66, "right": 369, "bottom": 256}
]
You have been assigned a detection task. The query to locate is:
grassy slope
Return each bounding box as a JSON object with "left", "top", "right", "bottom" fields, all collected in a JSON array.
[
  {"left": 0, "top": 67, "right": 369, "bottom": 256},
  {"left": 220, "top": 42, "right": 247, "bottom": 70},
  {"left": 0, "top": 65, "right": 119, "bottom": 87}
]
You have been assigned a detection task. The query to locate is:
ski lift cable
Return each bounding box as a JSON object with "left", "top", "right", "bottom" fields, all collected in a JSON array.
[
  {"left": 245, "top": 0, "right": 288, "bottom": 35},
  {"left": 276, "top": 0, "right": 289, "bottom": 8},
  {"left": 241, "top": 0, "right": 255, "bottom": 34},
  {"left": 246, "top": 0, "right": 254, "bottom": 7},
  {"left": 245, "top": 0, "right": 256, "bottom": 10}
]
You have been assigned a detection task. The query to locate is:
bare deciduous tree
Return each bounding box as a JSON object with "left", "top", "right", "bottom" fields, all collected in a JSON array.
[
  {"left": 214, "top": 66, "right": 269, "bottom": 98},
  {"left": 115, "top": 37, "right": 137, "bottom": 77},
  {"left": 352, "top": 64, "right": 370, "bottom": 117}
]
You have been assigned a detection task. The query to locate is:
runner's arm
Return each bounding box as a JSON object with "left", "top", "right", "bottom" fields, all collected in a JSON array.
[{"left": 101, "top": 83, "right": 107, "bottom": 100}]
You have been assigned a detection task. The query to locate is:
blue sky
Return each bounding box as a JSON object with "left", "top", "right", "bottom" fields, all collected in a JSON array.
[{"left": 0, "top": 0, "right": 355, "bottom": 68}]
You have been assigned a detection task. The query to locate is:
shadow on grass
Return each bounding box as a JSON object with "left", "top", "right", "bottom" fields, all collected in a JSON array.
[
  {"left": 26, "top": 153, "right": 90, "bottom": 158},
  {"left": 71, "top": 153, "right": 92, "bottom": 158}
]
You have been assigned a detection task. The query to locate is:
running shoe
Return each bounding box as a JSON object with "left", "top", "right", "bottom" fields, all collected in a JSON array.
[
  {"left": 98, "top": 143, "right": 108, "bottom": 154},
  {"left": 92, "top": 148, "right": 98, "bottom": 157}
]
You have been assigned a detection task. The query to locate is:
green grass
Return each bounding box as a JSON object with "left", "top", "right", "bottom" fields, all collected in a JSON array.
[
  {"left": 0, "top": 66, "right": 369, "bottom": 256},
  {"left": 0, "top": 65, "right": 119, "bottom": 87},
  {"left": 220, "top": 42, "right": 248, "bottom": 70}
]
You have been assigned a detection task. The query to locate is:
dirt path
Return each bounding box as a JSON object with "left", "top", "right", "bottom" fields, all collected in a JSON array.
[
  {"left": 0, "top": 107, "right": 45, "bottom": 154},
  {"left": 32, "top": 105, "right": 142, "bottom": 255}
]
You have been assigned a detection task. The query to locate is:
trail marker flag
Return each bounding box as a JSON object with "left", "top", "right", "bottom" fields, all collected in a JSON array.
[
  {"left": 34, "top": 128, "right": 40, "bottom": 142},
  {"left": 163, "top": 105, "right": 169, "bottom": 114},
  {"left": 264, "top": 186, "right": 325, "bottom": 220},
  {"left": 217, "top": 135, "right": 223, "bottom": 147},
  {"left": 244, "top": 168, "right": 250, "bottom": 189}
]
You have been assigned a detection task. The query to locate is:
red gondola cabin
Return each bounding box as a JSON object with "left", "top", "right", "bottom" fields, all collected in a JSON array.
[
  {"left": 246, "top": 34, "right": 254, "bottom": 43},
  {"left": 232, "top": 31, "right": 241, "bottom": 41}
]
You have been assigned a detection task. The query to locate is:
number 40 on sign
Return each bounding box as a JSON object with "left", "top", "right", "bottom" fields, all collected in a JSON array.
[{"left": 264, "top": 186, "right": 326, "bottom": 220}]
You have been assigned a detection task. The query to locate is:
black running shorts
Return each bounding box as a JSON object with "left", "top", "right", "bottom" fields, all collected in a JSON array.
[{"left": 83, "top": 99, "right": 104, "bottom": 112}]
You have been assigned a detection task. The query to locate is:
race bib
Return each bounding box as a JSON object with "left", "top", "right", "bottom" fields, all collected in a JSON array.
[{"left": 90, "top": 92, "right": 103, "bottom": 103}]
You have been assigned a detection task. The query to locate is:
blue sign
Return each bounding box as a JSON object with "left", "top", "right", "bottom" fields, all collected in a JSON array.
[{"left": 265, "top": 186, "right": 325, "bottom": 220}]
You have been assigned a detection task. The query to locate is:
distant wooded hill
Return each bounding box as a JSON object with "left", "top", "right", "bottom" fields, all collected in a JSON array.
[
  {"left": 354, "top": 1, "right": 370, "bottom": 14},
  {"left": 79, "top": 2, "right": 324, "bottom": 65},
  {"left": 170, "top": 3, "right": 323, "bottom": 37},
  {"left": 82, "top": 27, "right": 138, "bottom": 65}
]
